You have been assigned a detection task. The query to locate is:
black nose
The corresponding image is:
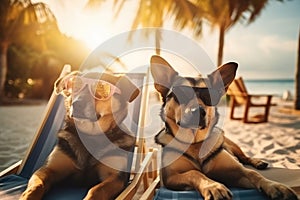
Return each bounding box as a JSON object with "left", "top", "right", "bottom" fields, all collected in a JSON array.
[
  {"left": 178, "top": 106, "right": 206, "bottom": 129},
  {"left": 71, "top": 88, "right": 98, "bottom": 120},
  {"left": 197, "top": 106, "right": 206, "bottom": 119}
]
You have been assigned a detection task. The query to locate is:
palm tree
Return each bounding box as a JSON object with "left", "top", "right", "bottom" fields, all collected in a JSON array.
[
  {"left": 200, "top": 0, "right": 269, "bottom": 66},
  {"left": 86, "top": 0, "right": 206, "bottom": 54},
  {"left": 0, "top": 0, "right": 57, "bottom": 100},
  {"left": 88, "top": 0, "right": 297, "bottom": 108},
  {"left": 87, "top": 0, "right": 284, "bottom": 66}
]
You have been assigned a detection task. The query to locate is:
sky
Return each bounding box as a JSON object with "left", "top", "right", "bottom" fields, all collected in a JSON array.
[{"left": 33, "top": 0, "right": 300, "bottom": 80}]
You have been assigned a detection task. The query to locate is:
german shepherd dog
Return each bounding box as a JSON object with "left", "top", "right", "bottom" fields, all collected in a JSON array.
[
  {"left": 150, "top": 55, "right": 298, "bottom": 200},
  {"left": 21, "top": 71, "right": 140, "bottom": 200}
]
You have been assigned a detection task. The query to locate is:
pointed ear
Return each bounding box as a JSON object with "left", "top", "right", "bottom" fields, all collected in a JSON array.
[
  {"left": 116, "top": 75, "right": 140, "bottom": 103},
  {"left": 150, "top": 55, "right": 178, "bottom": 97},
  {"left": 208, "top": 62, "right": 238, "bottom": 95},
  {"left": 54, "top": 71, "right": 80, "bottom": 96}
]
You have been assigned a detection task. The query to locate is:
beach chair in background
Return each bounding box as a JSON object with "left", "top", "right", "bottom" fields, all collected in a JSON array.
[
  {"left": 227, "top": 77, "right": 276, "bottom": 123},
  {"left": 0, "top": 65, "right": 156, "bottom": 199}
]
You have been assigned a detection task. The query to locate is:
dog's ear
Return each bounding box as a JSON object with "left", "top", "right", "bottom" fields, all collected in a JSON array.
[
  {"left": 54, "top": 71, "right": 80, "bottom": 96},
  {"left": 116, "top": 76, "right": 140, "bottom": 102},
  {"left": 208, "top": 62, "right": 238, "bottom": 96},
  {"left": 150, "top": 55, "right": 178, "bottom": 98}
]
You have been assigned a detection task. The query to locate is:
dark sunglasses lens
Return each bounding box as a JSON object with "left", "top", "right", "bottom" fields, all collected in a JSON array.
[
  {"left": 171, "top": 86, "right": 221, "bottom": 106},
  {"left": 172, "top": 86, "right": 195, "bottom": 104},
  {"left": 196, "top": 89, "right": 220, "bottom": 106}
]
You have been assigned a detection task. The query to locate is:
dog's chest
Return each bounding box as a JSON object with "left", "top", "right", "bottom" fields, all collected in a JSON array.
[
  {"left": 156, "top": 127, "right": 225, "bottom": 167},
  {"left": 57, "top": 124, "right": 135, "bottom": 170}
]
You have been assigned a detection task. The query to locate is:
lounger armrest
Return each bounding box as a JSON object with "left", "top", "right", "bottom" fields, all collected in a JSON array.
[
  {"left": 116, "top": 151, "right": 154, "bottom": 200},
  {"left": 139, "top": 176, "right": 160, "bottom": 200},
  {"left": 0, "top": 160, "right": 22, "bottom": 177}
]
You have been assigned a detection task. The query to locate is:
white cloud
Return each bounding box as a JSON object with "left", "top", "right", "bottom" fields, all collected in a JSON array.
[{"left": 258, "top": 35, "right": 297, "bottom": 55}]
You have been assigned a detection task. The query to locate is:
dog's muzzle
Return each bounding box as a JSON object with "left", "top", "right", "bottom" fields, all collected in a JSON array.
[
  {"left": 71, "top": 87, "right": 100, "bottom": 121},
  {"left": 177, "top": 105, "right": 206, "bottom": 129}
]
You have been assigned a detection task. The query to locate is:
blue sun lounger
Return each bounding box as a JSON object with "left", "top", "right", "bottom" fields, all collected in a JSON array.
[
  {"left": 0, "top": 65, "right": 155, "bottom": 199},
  {"left": 140, "top": 159, "right": 300, "bottom": 200}
]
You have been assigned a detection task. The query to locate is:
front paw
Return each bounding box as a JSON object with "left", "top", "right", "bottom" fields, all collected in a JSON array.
[
  {"left": 263, "top": 183, "right": 298, "bottom": 200},
  {"left": 200, "top": 182, "right": 233, "bottom": 200}
]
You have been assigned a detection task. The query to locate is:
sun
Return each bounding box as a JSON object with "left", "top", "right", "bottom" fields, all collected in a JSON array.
[
  {"left": 77, "top": 20, "right": 111, "bottom": 51},
  {"left": 81, "top": 30, "right": 109, "bottom": 50}
]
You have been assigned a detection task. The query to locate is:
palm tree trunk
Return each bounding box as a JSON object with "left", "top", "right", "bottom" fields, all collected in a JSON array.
[
  {"left": 0, "top": 42, "right": 8, "bottom": 100},
  {"left": 295, "top": 29, "right": 300, "bottom": 110},
  {"left": 155, "top": 29, "right": 161, "bottom": 55},
  {"left": 217, "top": 23, "right": 226, "bottom": 67}
]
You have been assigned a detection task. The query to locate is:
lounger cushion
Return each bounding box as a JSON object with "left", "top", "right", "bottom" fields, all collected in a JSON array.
[
  {"left": 0, "top": 174, "right": 88, "bottom": 200},
  {"left": 154, "top": 187, "right": 269, "bottom": 200}
]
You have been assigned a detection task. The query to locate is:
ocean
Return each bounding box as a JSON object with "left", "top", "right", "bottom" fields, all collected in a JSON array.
[{"left": 244, "top": 79, "right": 295, "bottom": 97}]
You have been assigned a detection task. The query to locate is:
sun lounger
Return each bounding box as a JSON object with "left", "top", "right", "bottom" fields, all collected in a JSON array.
[
  {"left": 140, "top": 163, "right": 300, "bottom": 200},
  {"left": 227, "top": 77, "right": 276, "bottom": 123},
  {"left": 0, "top": 65, "right": 156, "bottom": 199}
]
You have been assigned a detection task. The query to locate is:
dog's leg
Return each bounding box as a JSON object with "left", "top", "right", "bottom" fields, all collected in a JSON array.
[
  {"left": 223, "top": 137, "right": 268, "bottom": 169},
  {"left": 238, "top": 168, "right": 298, "bottom": 200},
  {"left": 161, "top": 153, "right": 233, "bottom": 200},
  {"left": 20, "top": 147, "right": 77, "bottom": 200},
  {"left": 84, "top": 156, "right": 128, "bottom": 200},
  {"left": 210, "top": 150, "right": 298, "bottom": 200},
  {"left": 163, "top": 170, "right": 233, "bottom": 200}
]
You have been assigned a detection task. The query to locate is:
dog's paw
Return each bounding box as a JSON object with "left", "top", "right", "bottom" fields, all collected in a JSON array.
[
  {"left": 263, "top": 182, "right": 298, "bottom": 200},
  {"left": 255, "top": 160, "right": 268, "bottom": 170},
  {"left": 200, "top": 182, "right": 232, "bottom": 200}
]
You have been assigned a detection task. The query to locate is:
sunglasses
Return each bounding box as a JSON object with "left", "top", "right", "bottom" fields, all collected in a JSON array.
[
  {"left": 167, "top": 86, "right": 222, "bottom": 106},
  {"left": 64, "top": 76, "right": 121, "bottom": 100}
]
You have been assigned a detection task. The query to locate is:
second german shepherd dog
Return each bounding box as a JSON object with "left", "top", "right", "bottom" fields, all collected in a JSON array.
[
  {"left": 151, "top": 55, "right": 298, "bottom": 200},
  {"left": 21, "top": 71, "right": 140, "bottom": 200}
]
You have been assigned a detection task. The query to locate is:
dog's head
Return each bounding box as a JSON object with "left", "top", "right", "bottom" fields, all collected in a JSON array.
[
  {"left": 54, "top": 71, "right": 140, "bottom": 134},
  {"left": 151, "top": 55, "right": 237, "bottom": 143}
]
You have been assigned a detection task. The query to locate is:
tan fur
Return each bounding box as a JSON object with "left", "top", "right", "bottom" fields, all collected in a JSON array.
[
  {"left": 20, "top": 71, "right": 139, "bottom": 200},
  {"left": 151, "top": 55, "right": 298, "bottom": 200}
]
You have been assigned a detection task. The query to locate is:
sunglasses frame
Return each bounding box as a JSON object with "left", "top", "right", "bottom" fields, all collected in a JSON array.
[
  {"left": 167, "top": 85, "right": 223, "bottom": 106},
  {"left": 64, "top": 75, "right": 121, "bottom": 101}
]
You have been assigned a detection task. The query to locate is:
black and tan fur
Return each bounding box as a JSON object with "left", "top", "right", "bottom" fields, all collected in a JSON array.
[
  {"left": 151, "top": 55, "right": 298, "bottom": 200},
  {"left": 20, "top": 72, "right": 140, "bottom": 200}
]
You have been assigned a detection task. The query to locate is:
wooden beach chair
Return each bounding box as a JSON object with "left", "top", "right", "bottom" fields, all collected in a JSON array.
[
  {"left": 0, "top": 65, "right": 156, "bottom": 199},
  {"left": 227, "top": 77, "right": 276, "bottom": 123}
]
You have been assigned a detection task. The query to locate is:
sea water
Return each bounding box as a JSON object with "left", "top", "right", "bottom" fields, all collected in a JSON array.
[{"left": 244, "top": 79, "right": 295, "bottom": 98}]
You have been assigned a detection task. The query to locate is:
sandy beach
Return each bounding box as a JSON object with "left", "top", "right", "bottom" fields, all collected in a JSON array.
[{"left": 222, "top": 99, "right": 300, "bottom": 169}]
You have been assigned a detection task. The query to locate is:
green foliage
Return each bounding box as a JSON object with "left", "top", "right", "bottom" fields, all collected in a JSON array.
[
  {"left": 5, "top": 31, "right": 89, "bottom": 99},
  {"left": 1, "top": 1, "right": 90, "bottom": 99}
]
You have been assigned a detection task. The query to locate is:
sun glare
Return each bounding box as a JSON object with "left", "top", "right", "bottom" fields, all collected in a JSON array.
[{"left": 76, "top": 17, "right": 111, "bottom": 50}]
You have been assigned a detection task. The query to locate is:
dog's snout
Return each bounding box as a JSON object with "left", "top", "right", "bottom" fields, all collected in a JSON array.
[
  {"left": 185, "top": 106, "right": 206, "bottom": 119},
  {"left": 71, "top": 88, "right": 98, "bottom": 121},
  {"left": 72, "top": 99, "right": 86, "bottom": 111},
  {"left": 178, "top": 105, "right": 206, "bottom": 129}
]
